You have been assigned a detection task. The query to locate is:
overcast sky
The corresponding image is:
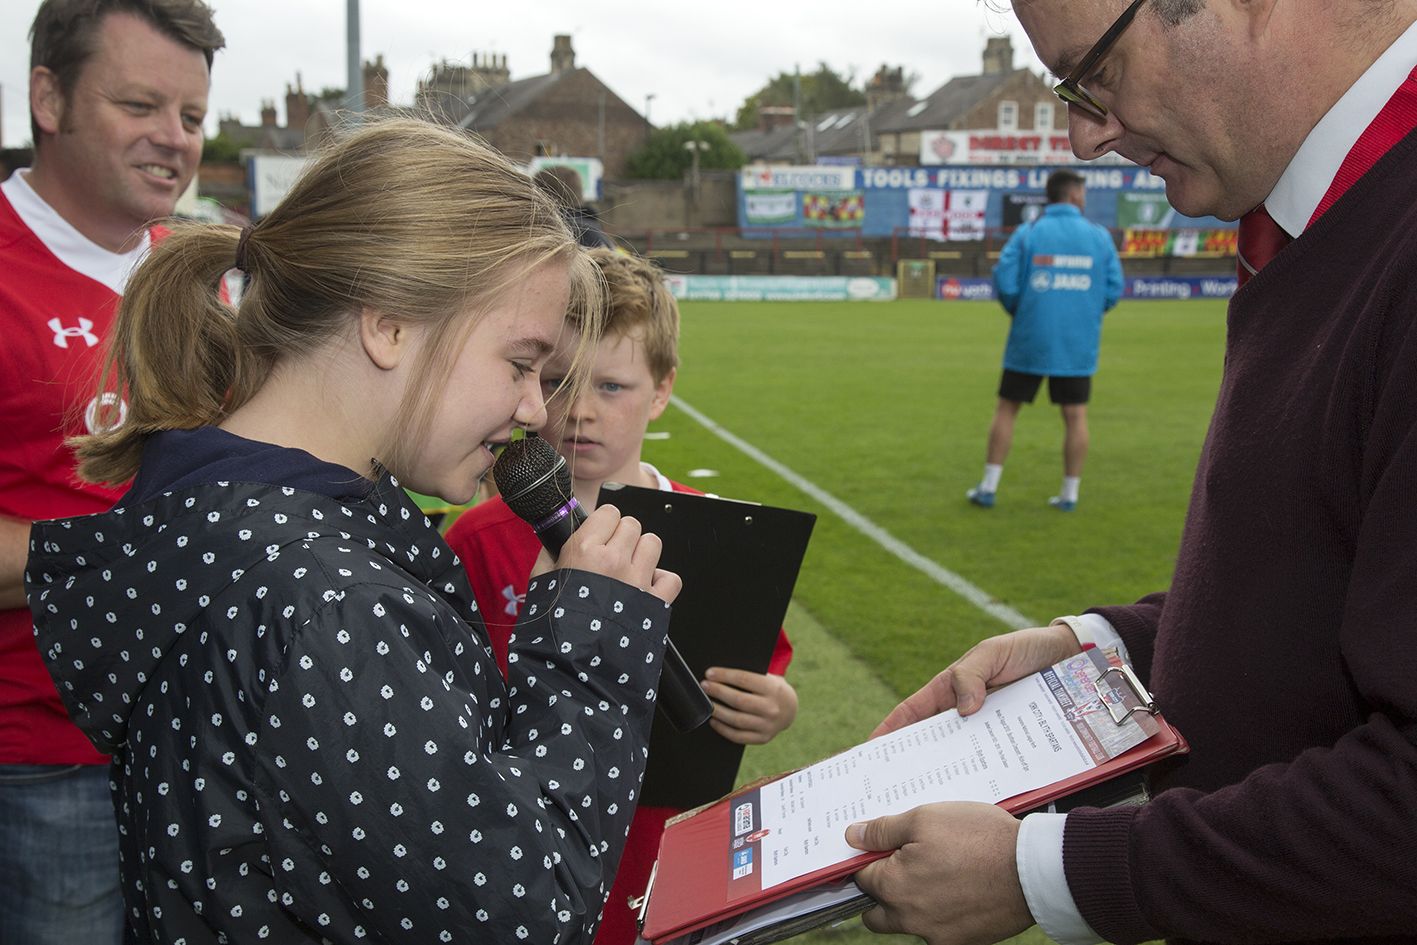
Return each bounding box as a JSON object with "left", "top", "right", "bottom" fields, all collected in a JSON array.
[{"left": 0, "top": 0, "right": 1048, "bottom": 150}]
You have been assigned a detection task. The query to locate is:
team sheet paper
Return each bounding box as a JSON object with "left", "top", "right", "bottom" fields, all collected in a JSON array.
[{"left": 742, "top": 648, "right": 1158, "bottom": 892}]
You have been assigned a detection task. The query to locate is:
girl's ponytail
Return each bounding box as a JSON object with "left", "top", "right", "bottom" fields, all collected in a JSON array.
[{"left": 74, "top": 224, "right": 242, "bottom": 485}]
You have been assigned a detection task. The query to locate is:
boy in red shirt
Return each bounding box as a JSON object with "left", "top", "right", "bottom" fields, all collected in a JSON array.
[{"left": 444, "top": 248, "right": 797, "bottom": 944}]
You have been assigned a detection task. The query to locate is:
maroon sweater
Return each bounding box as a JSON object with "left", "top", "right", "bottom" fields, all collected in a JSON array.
[{"left": 1063, "top": 128, "right": 1417, "bottom": 945}]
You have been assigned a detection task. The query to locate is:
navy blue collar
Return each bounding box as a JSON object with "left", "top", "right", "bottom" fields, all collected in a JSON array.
[{"left": 124, "top": 427, "right": 372, "bottom": 505}]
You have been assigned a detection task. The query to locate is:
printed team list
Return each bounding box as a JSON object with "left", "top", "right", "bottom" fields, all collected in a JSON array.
[{"left": 753, "top": 648, "right": 1158, "bottom": 890}]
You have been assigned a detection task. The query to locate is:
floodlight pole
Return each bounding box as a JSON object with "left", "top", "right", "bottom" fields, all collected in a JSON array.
[{"left": 346, "top": 0, "right": 363, "bottom": 116}]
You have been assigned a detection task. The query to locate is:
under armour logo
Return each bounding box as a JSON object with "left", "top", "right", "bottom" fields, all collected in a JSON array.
[
  {"left": 501, "top": 583, "right": 525, "bottom": 617},
  {"left": 48, "top": 317, "right": 99, "bottom": 349}
]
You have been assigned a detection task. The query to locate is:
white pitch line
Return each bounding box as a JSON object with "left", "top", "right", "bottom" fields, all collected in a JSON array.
[{"left": 670, "top": 396, "right": 1034, "bottom": 630}]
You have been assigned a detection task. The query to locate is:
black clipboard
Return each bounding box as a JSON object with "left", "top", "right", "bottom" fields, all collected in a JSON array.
[{"left": 598, "top": 482, "right": 816, "bottom": 808}]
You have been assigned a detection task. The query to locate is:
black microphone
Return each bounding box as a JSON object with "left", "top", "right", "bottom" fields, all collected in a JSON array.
[{"left": 493, "top": 434, "right": 714, "bottom": 733}]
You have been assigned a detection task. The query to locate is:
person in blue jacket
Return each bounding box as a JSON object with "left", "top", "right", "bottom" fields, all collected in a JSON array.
[{"left": 967, "top": 169, "right": 1123, "bottom": 512}]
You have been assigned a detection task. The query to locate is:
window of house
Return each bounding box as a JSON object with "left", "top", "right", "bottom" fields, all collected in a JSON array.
[
  {"left": 1035, "top": 102, "right": 1055, "bottom": 130},
  {"left": 998, "top": 100, "right": 1018, "bottom": 131}
]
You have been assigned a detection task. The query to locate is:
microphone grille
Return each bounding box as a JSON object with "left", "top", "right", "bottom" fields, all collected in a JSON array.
[{"left": 493, "top": 435, "right": 576, "bottom": 523}]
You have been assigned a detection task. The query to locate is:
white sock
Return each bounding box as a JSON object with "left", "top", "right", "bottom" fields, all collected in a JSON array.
[
  {"left": 1060, "top": 476, "right": 1081, "bottom": 503},
  {"left": 981, "top": 464, "right": 1003, "bottom": 492}
]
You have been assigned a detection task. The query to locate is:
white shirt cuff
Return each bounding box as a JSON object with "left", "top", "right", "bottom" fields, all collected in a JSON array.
[
  {"left": 1051, "top": 613, "right": 1128, "bottom": 666},
  {"left": 1017, "top": 813, "right": 1103, "bottom": 945}
]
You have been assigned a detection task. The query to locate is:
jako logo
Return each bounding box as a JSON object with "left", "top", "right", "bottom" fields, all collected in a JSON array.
[{"left": 49, "top": 317, "right": 99, "bottom": 349}]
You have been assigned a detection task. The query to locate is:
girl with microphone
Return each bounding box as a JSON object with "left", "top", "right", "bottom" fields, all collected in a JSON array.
[{"left": 25, "top": 118, "right": 678, "bottom": 945}]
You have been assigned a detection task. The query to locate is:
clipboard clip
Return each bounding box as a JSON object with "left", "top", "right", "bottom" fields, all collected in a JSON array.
[
  {"left": 1100, "top": 663, "right": 1159, "bottom": 725},
  {"left": 631, "top": 859, "right": 659, "bottom": 931}
]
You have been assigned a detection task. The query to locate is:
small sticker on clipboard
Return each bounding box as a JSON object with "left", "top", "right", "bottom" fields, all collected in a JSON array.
[{"left": 733, "top": 801, "right": 756, "bottom": 837}]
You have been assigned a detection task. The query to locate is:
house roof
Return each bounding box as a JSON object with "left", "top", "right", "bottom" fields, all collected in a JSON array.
[
  {"left": 455, "top": 70, "right": 574, "bottom": 131},
  {"left": 730, "top": 68, "right": 1037, "bottom": 162},
  {"left": 872, "top": 71, "right": 1021, "bottom": 133},
  {"left": 730, "top": 103, "right": 876, "bottom": 162}
]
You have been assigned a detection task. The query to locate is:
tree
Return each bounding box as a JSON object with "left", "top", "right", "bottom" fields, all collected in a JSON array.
[
  {"left": 624, "top": 121, "right": 745, "bottom": 181},
  {"left": 734, "top": 63, "right": 867, "bottom": 131},
  {"left": 202, "top": 132, "right": 243, "bottom": 163}
]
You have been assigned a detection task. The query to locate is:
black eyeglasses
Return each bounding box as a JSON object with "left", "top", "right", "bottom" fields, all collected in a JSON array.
[{"left": 1053, "top": 0, "right": 1148, "bottom": 118}]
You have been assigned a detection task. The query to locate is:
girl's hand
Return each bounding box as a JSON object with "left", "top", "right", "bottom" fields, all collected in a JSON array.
[{"left": 547, "top": 504, "right": 681, "bottom": 605}]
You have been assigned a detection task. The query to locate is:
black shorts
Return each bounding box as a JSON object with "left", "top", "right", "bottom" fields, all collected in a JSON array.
[{"left": 999, "top": 369, "right": 1091, "bottom": 405}]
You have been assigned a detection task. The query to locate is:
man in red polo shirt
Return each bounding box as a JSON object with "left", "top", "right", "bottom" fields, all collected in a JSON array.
[
  {"left": 0, "top": 2, "right": 223, "bottom": 940},
  {"left": 847, "top": 3, "right": 1417, "bottom": 945}
]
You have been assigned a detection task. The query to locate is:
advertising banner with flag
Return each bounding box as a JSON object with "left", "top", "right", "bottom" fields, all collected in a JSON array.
[
  {"left": 802, "top": 191, "right": 865, "bottom": 228},
  {"left": 745, "top": 191, "right": 798, "bottom": 225},
  {"left": 941, "top": 190, "right": 989, "bottom": 240},
  {"left": 907, "top": 189, "right": 946, "bottom": 240},
  {"left": 1122, "top": 228, "right": 1239, "bottom": 258},
  {"left": 905, "top": 189, "right": 990, "bottom": 240},
  {"left": 1117, "top": 192, "right": 1175, "bottom": 229}
]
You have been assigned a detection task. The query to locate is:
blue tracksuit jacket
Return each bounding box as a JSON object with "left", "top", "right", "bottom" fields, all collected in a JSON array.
[{"left": 992, "top": 203, "right": 1124, "bottom": 376}]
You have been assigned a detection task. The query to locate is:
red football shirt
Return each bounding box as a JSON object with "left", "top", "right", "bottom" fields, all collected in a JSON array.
[{"left": 0, "top": 177, "right": 152, "bottom": 764}]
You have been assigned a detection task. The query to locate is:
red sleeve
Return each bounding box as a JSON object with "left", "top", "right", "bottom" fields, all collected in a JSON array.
[{"left": 766, "top": 628, "right": 793, "bottom": 676}]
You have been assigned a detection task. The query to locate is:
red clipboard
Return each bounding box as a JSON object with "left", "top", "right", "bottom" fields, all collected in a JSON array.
[{"left": 638, "top": 666, "right": 1187, "bottom": 944}]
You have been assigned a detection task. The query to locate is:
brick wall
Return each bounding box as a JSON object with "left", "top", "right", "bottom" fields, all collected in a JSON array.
[
  {"left": 599, "top": 172, "right": 738, "bottom": 237},
  {"left": 197, "top": 161, "right": 249, "bottom": 216},
  {"left": 955, "top": 71, "right": 1065, "bottom": 131}
]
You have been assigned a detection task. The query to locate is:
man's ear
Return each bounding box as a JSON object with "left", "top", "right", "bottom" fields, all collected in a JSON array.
[
  {"left": 358, "top": 308, "right": 412, "bottom": 371},
  {"left": 647, "top": 367, "right": 676, "bottom": 421},
  {"left": 30, "top": 67, "right": 64, "bottom": 138}
]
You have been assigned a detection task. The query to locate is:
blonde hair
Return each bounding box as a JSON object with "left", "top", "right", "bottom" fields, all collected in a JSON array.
[
  {"left": 584, "top": 248, "right": 680, "bottom": 383},
  {"left": 75, "top": 118, "right": 601, "bottom": 485}
]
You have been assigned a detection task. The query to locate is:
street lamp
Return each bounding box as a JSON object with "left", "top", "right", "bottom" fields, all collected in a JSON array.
[
  {"left": 683, "top": 139, "right": 709, "bottom": 189},
  {"left": 644, "top": 93, "right": 656, "bottom": 127}
]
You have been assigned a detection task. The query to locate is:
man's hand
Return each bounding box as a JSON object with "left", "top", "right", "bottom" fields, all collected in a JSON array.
[
  {"left": 701, "top": 667, "right": 798, "bottom": 745},
  {"left": 848, "top": 802, "right": 1033, "bottom": 945},
  {"left": 872, "top": 624, "right": 1080, "bottom": 737}
]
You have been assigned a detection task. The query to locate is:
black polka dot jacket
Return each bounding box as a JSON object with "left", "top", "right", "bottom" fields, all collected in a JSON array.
[{"left": 26, "top": 474, "right": 670, "bottom": 944}]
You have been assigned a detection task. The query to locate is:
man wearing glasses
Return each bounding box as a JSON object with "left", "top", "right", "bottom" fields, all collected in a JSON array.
[{"left": 846, "top": 2, "right": 1417, "bottom": 945}]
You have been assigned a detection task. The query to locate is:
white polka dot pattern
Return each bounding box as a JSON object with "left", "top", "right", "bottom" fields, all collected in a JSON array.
[{"left": 26, "top": 474, "right": 670, "bottom": 944}]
